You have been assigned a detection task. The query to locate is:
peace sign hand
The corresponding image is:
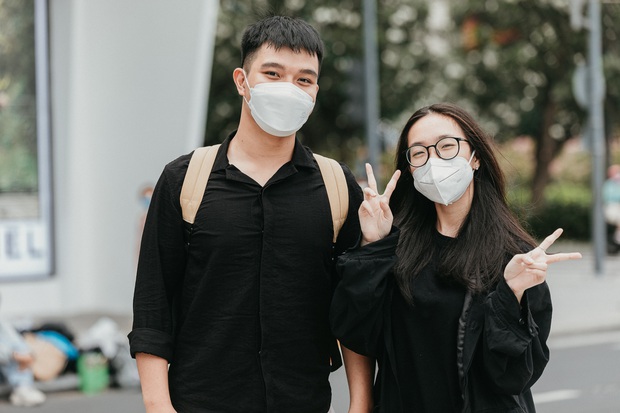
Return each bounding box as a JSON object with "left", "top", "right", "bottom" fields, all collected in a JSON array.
[
  {"left": 504, "top": 228, "right": 582, "bottom": 303},
  {"left": 359, "top": 163, "right": 401, "bottom": 246}
]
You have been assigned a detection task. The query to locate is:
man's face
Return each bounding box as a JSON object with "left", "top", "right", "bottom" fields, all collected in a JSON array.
[{"left": 242, "top": 44, "right": 320, "bottom": 102}]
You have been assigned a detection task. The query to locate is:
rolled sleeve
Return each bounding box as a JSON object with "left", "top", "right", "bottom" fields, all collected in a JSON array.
[{"left": 128, "top": 328, "right": 174, "bottom": 361}]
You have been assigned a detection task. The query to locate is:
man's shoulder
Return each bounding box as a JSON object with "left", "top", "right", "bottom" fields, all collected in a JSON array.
[
  {"left": 162, "top": 151, "right": 194, "bottom": 177},
  {"left": 155, "top": 151, "right": 195, "bottom": 195}
]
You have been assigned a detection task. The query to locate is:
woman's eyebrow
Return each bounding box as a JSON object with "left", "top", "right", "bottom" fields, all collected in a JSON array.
[{"left": 410, "top": 134, "right": 455, "bottom": 146}]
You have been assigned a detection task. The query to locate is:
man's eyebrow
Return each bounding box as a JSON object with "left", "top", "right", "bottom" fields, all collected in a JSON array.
[
  {"left": 259, "top": 62, "right": 318, "bottom": 79},
  {"left": 260, "top": 62, "right": 285, "bottom": 71},
  {"left": 299, "top": 68, "right": 319, "bottom": 78}
]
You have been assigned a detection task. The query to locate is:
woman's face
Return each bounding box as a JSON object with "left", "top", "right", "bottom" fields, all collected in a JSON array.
[{"left": 406, "top": 113, "right": 479, "bottom": 174}]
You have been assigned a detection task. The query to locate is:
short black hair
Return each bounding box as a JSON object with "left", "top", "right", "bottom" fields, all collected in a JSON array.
[{"left": 241, "top": 15, "right": 324, "bottom": 71}]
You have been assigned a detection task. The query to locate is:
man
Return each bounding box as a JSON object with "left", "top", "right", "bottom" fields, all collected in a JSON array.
[{"left": 129, "top": 16, "right": 368, "bottom": 413}]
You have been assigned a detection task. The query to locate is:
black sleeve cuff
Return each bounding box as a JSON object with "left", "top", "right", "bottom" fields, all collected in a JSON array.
[{"left": 127, "top": 328, "right": 174, "bottom": 362}]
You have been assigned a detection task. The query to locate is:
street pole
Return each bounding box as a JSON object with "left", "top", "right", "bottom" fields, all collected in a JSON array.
[
  {"left": 363, "top": 0, "right": 381, "bottom": 182},
  {"left": 588, "top": 0, "right": 606, "bottom": 275}
]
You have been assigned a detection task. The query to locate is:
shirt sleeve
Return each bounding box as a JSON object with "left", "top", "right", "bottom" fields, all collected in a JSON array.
[
  {"left": 481, "top": 275, "right": 552, "bottom": 394},
  {"left": 330, "top": 230, "right": 399, "bottom": 357},
  {"left": 128, "top": 159, "right": 189, "bottom": 361}
]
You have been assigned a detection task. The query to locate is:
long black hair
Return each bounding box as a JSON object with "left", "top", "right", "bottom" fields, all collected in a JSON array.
[{"left": 390, "top": 103, "right": 536, "bottom": 302}]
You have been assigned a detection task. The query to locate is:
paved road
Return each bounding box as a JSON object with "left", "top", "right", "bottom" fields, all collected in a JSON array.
[{"left": 533, "top": 330, "right": 620, "bottom": 413}]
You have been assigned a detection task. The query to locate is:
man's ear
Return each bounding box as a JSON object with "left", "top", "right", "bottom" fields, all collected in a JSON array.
[{"left": 233, "top": 68, "right": 247, "bottom": 97}]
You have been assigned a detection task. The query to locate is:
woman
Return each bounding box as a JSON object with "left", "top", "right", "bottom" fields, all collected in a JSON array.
[{"left": 331, "top": 103, "right": 582, "bottom": 412}]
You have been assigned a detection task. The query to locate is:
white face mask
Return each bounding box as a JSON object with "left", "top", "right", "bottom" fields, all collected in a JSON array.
[
  {"left": 243, "top": 71, "right": 315, "bottom": 137},
  {"left": 412, "top": 152, "right": 476, "bottom": 206}
]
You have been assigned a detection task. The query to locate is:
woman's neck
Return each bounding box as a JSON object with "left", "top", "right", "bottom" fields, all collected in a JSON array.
[{"left": 434, "top": 184, "right": 474, "bottom": 237}]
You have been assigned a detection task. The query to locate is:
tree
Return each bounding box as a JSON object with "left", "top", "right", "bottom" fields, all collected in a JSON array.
[{"left": 449, "top": 0, "right": 620, "bottom": 206}]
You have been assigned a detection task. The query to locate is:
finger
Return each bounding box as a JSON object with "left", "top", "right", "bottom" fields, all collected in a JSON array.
[
  {"left": 538, "top": 228, "right": 564, "bottom": 253},
  {"left": 382, "top": 170, "right": 401, "bottom": 200},
  {"left": 379, "top": 198, "right": 392, "bottom": 219},
  {"left": 546, "top": 252, "right": 582, "bottom": 264},
  {"left": 524, "top": 268, "right": 547, "bottom": 282},
  {"left": 523, "top": 262, "right": 548, "bottom": 271},
  {"left": 365, "top": 163, "right": 378, "bottom": 193},
  {"left": 359, "top": 200, "right": 375, "bottom": 218},
  {"left": 363, "top": 187, "right": 377, "bottom": 200},
  {"left": 518, "top": 253, "right": 534, "bottom": 266}
]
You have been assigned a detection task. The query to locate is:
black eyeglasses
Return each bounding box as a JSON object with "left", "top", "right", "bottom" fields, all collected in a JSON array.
[{"left": 405, "top": 137, "right": 469, "bottom": 167}]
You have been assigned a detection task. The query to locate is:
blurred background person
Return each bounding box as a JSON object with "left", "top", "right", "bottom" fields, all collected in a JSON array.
[
  {"left": 0, "top": 311, "right": 46, "bottom": 407},
  {"left": 603, "top": 164, "right": 620, "bottom": 251}
]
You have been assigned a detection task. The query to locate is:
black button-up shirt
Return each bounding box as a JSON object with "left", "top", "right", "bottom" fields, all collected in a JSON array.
[{"left": 129, "top": 134, "right": 362, "bottom": 413}]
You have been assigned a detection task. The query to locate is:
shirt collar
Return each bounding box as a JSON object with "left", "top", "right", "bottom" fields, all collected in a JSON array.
[{"left": 211, "top": 131, "right": 318, "bottom": 172}]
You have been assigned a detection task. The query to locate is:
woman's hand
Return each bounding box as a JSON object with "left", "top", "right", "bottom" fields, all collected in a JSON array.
[
  {"left": 504, "top": 228, "right": 582, "bottom": 302},
  {"left": 359, "top": 163, "right": 400, "bottom": 246}
]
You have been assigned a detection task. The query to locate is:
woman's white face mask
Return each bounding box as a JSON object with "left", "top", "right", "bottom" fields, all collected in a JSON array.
[
  {"left": 243, "top": 71, "right": 315, "bottom": 137},
  {"left": 412, "top": 152, "right": 476, "bottom": 206}
]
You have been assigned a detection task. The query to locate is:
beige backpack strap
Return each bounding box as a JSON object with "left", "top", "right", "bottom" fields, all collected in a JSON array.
[
  {"left": 180, "top": 144, "right": 221, "bottom": 224},
  {"left": 314, "top": 154, "right": 349, "bottom": 243}
]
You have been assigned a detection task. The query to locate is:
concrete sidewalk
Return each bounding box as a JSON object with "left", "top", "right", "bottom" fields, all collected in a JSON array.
[{"left": 545, "top": 242, "right": 620, "bottom": 337}]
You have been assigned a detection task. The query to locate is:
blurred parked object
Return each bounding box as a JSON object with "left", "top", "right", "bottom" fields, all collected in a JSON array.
[{"left": 77, "top": 352, "right": 109, "bottom": 395}]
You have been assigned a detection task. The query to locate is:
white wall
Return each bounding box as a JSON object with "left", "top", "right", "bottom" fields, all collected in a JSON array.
[{"left": 0, "top": 0, "right": 219, "bottom": 318}]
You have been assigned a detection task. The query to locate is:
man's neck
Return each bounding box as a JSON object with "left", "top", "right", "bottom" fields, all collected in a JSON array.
[{"left": 227, "top": 114, "right": 296, "bottom": 186}]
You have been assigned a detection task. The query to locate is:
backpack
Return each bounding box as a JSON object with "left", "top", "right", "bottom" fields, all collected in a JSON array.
[{"left": 179, "top": 144, "right": 349, "bottom": 243}]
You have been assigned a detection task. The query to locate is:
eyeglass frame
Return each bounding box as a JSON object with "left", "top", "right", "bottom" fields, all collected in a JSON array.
[{"left": 404, "top": 136, "right": 470, "bottom": 167}]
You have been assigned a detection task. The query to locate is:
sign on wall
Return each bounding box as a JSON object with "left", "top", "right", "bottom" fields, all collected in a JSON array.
[{"left": 0, "top": 0, "right": 53, "bottom": 280}]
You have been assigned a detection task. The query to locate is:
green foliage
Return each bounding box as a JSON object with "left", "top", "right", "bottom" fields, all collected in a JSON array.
[
  {"left": 0, "top": 0, "right": 37, "bottom": 192},
  {"left": 449, "top": 0, "right": 587, "bottom": 141},
  {"left": 509, "top": 183, "right": 591, "bottom": 240}
]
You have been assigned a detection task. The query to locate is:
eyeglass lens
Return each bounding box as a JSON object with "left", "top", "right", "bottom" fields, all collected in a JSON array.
[{"left": 406, "top": 137, "right": 462, "bottom": 167}]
